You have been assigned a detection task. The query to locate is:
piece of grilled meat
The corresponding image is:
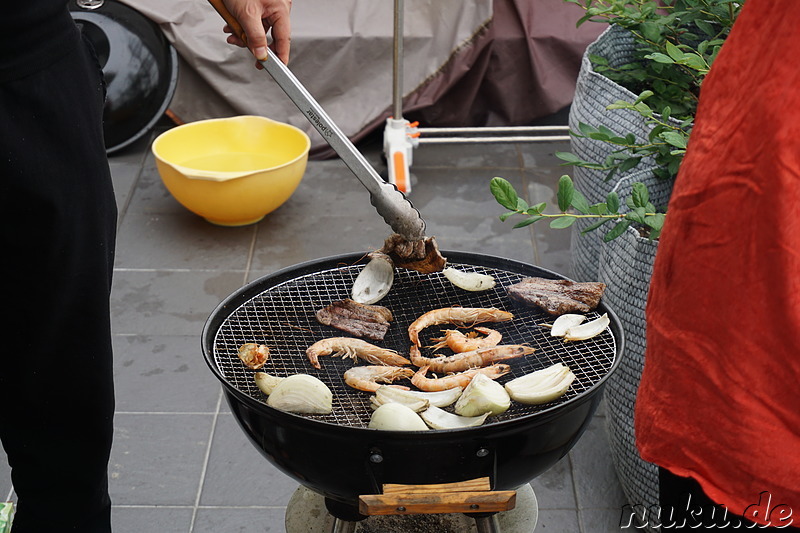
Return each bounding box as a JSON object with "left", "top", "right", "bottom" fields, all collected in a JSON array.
[
  {"left": 506, "top": 277, "right": 606, "bottom": 316},
  {"left": 316, "top": 299, "right": 394, "bottom": 341}
]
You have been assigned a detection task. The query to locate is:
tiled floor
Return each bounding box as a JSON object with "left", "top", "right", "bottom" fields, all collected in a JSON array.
[{"left": 1, "top": 116, "right": 634, "bottom": 532}]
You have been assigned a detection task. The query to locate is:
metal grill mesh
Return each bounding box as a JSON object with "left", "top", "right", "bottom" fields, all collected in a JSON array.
[{"left": 212, "top": 261, "right": 617, "bottom": 429}]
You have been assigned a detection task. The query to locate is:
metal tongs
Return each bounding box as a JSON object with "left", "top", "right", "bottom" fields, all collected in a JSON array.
[{"left": 207, "top": 0, "right": 426, "bottom": 242}]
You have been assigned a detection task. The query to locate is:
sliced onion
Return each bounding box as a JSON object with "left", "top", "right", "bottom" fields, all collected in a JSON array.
[
  {"left": 420, "top": 405, "right": 489, "bottom": 430},
  {"left": 266, "top": 374, "right": 333, "bottom": 414},
  {"left": 443, "top": 267, "right": 496, "bottom": 292},
  {"left": 370, "top": 386, "right": 430, "bottom": 412},
  {"left": 352, "top": 252, "right": 394, "bottom": 304},
  {"left": 550, "top": 314, "right": 586, "bottom": 337},
  {"left": 454, "top": 373, "right": 510, "bottom": 417},
  {"left": 254, "top": 372, "right": 284, "bottom": 395},
  {"left": 369, "top": 402, "right": 429, "bottom": 431},
  {"left": 563, "top": 313, "right": 609, "bottom": 341},
  {"left": 504, "top": 363, "right": 575, "bottom": 405},
  {"left": 370, "top": 385, "right": 464, "bottom": 411}
]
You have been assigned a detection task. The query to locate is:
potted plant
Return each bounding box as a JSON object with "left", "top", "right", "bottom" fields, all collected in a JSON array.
[{"left": 491, "top": 0, "right": 742, "bottom": 528}]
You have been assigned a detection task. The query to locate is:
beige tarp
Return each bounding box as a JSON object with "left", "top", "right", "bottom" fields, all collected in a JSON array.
[{"left": 122, "top": 0, "right": 604, "bottom": 156}]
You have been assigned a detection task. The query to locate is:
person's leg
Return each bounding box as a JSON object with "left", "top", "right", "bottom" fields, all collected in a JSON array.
[
  {"left": 659, "top": 467, "right": 799, "bottom": 530},
  {"left": 0, "top": 32, "right": 116, "bottom": 533}
]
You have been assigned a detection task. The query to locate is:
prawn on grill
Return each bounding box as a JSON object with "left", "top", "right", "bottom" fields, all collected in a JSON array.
[
  {"left": 408, "top": 307, "right": 514, "bottom": 347},
  {"left": 343, "top": 365, "right": 415, "bottom": 392},
  {"left": 306, "top": 337, "right": 411, "bottom": 369},
  {"left": 411, "top": 364, "right": 511, "bottom": 392},
  {"left": 410, "top": 344, "right": 534, "bottom": 374},
  {"left": 430, "top": 327, "right": 503, "bottom": 353}
]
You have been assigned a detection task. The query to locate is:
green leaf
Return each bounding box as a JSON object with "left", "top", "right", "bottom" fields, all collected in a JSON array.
[
  {"left": 635, "top": 90, "right": 654, "bottom": 104},
  {"left": 618, "top": 156, "right": 642, "bottom": 174},
  {"left": 639, "top": 21, "right": 662, "bottom": 42},
  {"left": 603, "top": 220, "right": 631, "bottom": 242},
  {"left": 606, "top": 191, "right": 620, "bottom": 213},
  {"left": 581, "top": 218, "right": 611, "bottom": 234},
  {"left": 555, "top": 151, "right": 582, "bottom": 164},
  {"left": 527, "top": 202, "right": 547, "bottom": 215},
  {"left": 665, "top": 41, "right": 685, "bottom": 61},
  {"left": 490, "top": 177, "right": 520, "bottom": 211},
  {"left": 513, "top": 215, "right": 544, "bottom": 229},
  {"left": 499, "top": 211, "right": 516, "bottom": 222},
  {"left": 516, "top": 197, "right": 530, "bottom": 212},
  {"left": 557, "top": 175, "right": 575, "bottom": 212},
  {"left": 644, "top": 213, "right": 666, "bottom": 232},
  {"left": 645, "top": 52, "right": 675, "bottom": 64},
  {"left": 626, "top": 207, "right": 648, "bottom": 224},
  {"left": 571, "top": 189, "right": 590, "bottom": 214},
  {"left": 550, "top": 216, "right": 577, "bottom": 229},
  {"left": 631, "top": 182, "right": 650, "bottom": 208},
  {"left": 695, "top": 20, "right": 716, "bottom": 37},
  {"left": 661, "top": 131, "right": 687, "bottom": 149}
]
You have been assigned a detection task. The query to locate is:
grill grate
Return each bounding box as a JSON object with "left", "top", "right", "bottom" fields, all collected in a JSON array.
[{"left": 212, "top": 260, "right": 617, "bottom": 429}]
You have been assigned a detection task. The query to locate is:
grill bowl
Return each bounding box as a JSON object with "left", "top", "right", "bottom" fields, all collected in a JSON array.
[{"left": 202, "top": 251, "right": 624, "bottom": 506}]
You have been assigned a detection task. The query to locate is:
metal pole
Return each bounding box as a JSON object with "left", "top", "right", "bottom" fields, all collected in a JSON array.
[{"left": 392, "top": 0, "right": 404, "bottom": 119}]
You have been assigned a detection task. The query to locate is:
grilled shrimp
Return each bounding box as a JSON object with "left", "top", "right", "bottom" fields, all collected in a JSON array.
[
  {"left": 430, "top": 327, "right": 503, "bottom": 353},
  {"left": 237, "top": 343, "right": 270, "bottom": 369},
  {"left": 343, "top": 365, "right": 415, "bottom": 392},
  {"left": 306, "top": 337, "right": 411, "bottom": 369},
  {"left": 410, "top": 344, "right": 533, "bottom": 374},
  {"left": 411, "top": 364, "right": 511, "bottom": 392},
  {"left": 408, "top": 307, "right": 514, "bottom": 347}
]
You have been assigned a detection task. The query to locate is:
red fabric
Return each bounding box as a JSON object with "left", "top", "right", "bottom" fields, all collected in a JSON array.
[{"left": 634, "top": 0, "right": 800, "bottom": 527}]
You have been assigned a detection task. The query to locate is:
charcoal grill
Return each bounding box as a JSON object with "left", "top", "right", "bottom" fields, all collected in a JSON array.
[{"left": 202, "top": 250, "right": 623, "bottom": 531}]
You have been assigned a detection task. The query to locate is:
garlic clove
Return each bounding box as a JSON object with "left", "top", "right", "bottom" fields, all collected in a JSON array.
[
  {"left": 266, "top": 374, "right": 333, "bottom": 414},
  {"left": 352, "top": 252, "right": 395, "bottom": 304},
  {"left": 454, "top": 373, "right": 511, "bottom": 417},
  {"left": 254, "top": 372, "right": 284, "bottom": 395},
  {"left": 550, "top": 314, "right": 587, "bottom": 337},
  {"left": 505, "top": 363, "right": 575, "bottom": 405},
  {"left": 442, "top": 267, "right": 497, "bottom": 292},
  {"left": 238, "top": 343, "right": 270, "bottom": 369},
  {"left": 369, "top": 402, "right": 429, "bottom": 431},
  {"left": 420, "top": 405, "right": 489, "bottom": 430},
  {"left": 563, "top": 313, "right": 610, "bottom": 341}
]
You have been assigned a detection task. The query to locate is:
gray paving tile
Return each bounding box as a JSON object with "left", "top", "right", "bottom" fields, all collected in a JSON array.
[
  {"left": 530, "top": 456, "right": 577, "bottom": 510},
  {"left": 582, "top": 506, "right": 638, "bottom": 532},
  {"left": 200, "top": 413, "right": 299, "bottom": 507},
  {"left": 519, "top": 141, "right": 572, "bottom": 170},
  {"left": 192, "top": 506, "right": 286, "bottom": 533},
  {"left": 112, "top": 505, "right": 194, "bottom": 533},
  {"left": 569, "top": 415, "right": 628, "bottom": 511},
  {"left": 110, "top": 270, "right": 246, "bottom": 336},
  {"left": 411, "top": 141, "right": 521, "bottom": 169},
  {"left": 534, "top": 508, "right": 581, "bottom": 531},
  {"left": 110, "top": 413, "right": 212, "bottom": 506},
  {"left": 115, "top": 212, "right": 256, "bottom": 270},
  {"left": 113, "top": 334, "right": 222, "bottom": 414},
  {"left": 125, "top": 151, "right": 190, "bottom": 216}
]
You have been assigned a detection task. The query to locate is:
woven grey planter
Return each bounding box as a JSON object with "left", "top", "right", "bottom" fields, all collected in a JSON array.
[
  {"left": 598, "top": 215, "right": 660, "bottom": 532},
  {"left": 568, "top": 25, "right": 658, "bottom": 282}
]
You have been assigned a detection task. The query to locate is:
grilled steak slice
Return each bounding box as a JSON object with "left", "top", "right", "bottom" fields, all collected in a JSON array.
[
  {"left": 506, "top": 277, "right": 606, "bottom": 316},
  {"left": 316, "top": 299, "right": 393, "bottom": 341}
]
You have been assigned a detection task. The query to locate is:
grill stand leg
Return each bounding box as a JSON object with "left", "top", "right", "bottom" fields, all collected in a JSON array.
[
  {"left": 473, "top": 512, "right": 502, "bottom": 533},
  {"left": 327, "top": 518, "right": 358, "bottom": 533}
]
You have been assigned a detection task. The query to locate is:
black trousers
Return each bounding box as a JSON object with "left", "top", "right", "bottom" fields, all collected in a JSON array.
[
  {"left": 0, "top": 32, "right": 116, "bottom": 532},
  {"left": 659, "top": 468, "right": 799, "bottom": 531}
]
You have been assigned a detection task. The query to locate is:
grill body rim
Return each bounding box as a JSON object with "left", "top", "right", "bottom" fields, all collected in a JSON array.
[{"left": 201, "top": 251, "right": 625, "bottom": 504}]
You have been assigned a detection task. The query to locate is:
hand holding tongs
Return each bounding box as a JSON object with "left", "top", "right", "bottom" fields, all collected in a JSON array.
[{"left": 207, "top": 0, "right": 427, "bottom": 242}]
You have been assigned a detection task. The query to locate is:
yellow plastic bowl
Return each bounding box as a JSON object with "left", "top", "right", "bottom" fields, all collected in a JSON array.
[{"left": 152, "top": 115, "right": 310, "bottom": 226}]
